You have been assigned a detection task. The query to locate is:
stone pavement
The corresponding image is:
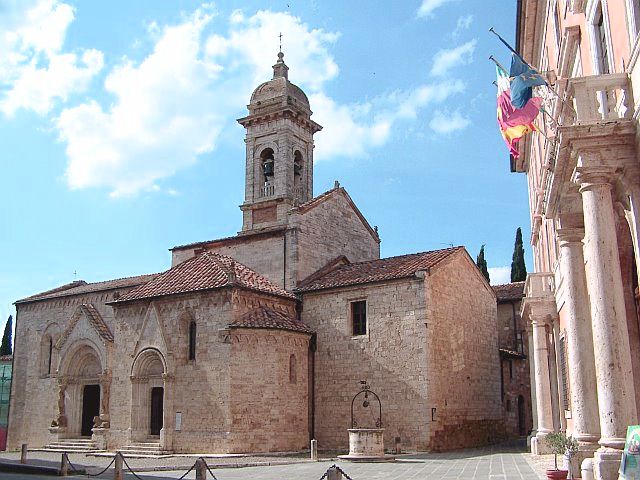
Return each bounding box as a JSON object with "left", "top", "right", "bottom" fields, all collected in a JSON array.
[{"left": 0, "top": 444, "right": 549, "bottom": 480}]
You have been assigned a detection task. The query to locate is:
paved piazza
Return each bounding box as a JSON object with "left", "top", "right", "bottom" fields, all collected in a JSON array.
[{"left": 0, "top": 445, "right": 548, "bottom": 480}]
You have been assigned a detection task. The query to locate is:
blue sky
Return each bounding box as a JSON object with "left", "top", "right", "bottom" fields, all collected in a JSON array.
[{"left": 0, "top": 0, "right": 529, "bottom": 333}]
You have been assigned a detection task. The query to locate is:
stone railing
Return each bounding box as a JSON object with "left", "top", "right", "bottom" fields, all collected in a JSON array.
[
  {"left": 260, "top": 182, "right": 275, "bottom": 198},
  {"left": 524, "top": 272, "right": 555, "bottom": 299},
  {"left": 561, "top": 73, "right": 633, "bottom": 125}
]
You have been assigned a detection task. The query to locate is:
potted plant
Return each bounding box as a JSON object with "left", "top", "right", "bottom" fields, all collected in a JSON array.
[{"left": 545, "top": 432, "right": 579, "bottom": 480}]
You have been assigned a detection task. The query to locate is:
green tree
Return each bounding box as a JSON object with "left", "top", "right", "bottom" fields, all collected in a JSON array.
[
  {"left": 511, "top": 227, "right": 527, "bottom": 282},
  {"left": 0, "top": 315, "right": 12, "bottom": 356},
  {"left": 476, "top": 245, "right": 490, "bottom": 283}
]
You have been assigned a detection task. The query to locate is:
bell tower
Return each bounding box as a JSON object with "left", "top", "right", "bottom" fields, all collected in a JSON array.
[{"left": 237, "top": 51, "right": 322, "bottom": 232}]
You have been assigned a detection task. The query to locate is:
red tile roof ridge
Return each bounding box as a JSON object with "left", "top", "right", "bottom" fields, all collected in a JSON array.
[
  {"left": 229, "top": 306, "right": 313, "bottom": 334},
  {"left": 296, "top": 247, "right": 464, "bottom": 293},
  {"left": 170, "top": 225, "right": 287, "bottom": 251},
  {"left": 298, "top": 255, "right": 351, "bottom": 287},
  {"left": 16, "top": 273, "right": 160, "bottom": 304},
  {"left": 113, "top": 251, "right": 295, "bottom": 304}
]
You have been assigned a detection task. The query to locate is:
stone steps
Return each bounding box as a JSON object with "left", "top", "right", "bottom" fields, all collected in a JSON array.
[
  {"left": 116, "top": 442, "right": 170, "bottom": 457},
  {"left": 37, "top": 438, "right": 105, "bottom": 454}
]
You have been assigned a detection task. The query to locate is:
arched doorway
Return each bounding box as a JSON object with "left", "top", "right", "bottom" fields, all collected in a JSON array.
[
  {"left": 130, "top": 349, "right": 166, "bottom": 440},
  {"left": 58, "top": 343, "right": 103, "bottom": 437}
]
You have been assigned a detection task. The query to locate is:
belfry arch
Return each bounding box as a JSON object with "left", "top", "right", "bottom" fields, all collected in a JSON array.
[{"left": 130, "top": 348, "right": 169, "bottom": 444}]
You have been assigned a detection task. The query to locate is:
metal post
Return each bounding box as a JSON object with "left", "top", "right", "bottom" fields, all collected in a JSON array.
[
  {"left": 395, "top": 436, "right": 401, "bottom": 455},
  {"left": 195, "top": 458, "right": 207, "bottom": 480},
  {"left": 20, "top": 444, "right": 27, "bottom": 464},
  {"left": 327, "top": 465, "right": 342, "bottom": 480},
  {"left": 310, "top": 439, "right": 318, "bottom": 461},
  {"left": 113, "top": 452, "right": 123, "bottom": 480},
  {"left": 60, "top": 452, "right": 69, "bottom": 476}
]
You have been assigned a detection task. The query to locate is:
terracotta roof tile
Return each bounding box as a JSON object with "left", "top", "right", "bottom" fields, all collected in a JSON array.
[
  {"left": 170, "top": 226, "right": 286, "bottom": 251},
  {"left": 229, "top": 306, "right": 313, "bottom": 334},
  {"left": 16, "top": 274, "right": 160, "bottom": 304},
  {"left": 492, "top": 282, "right": 525, "bottom": 302},
  {"left": 297, "top": 247, "right": 463, "bottom": 292},
  {"left": 114, "top": 252, "right": 295, "bottom": 303}
]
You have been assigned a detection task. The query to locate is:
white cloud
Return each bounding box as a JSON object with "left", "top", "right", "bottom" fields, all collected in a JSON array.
[
  {"left": 430, "top": 39, "right": 477, "bottom": 77},
  {"left": 0, "top": 0, "right": 104, "bottom": 116},
  {"left": 453, "top": 14, "right": 473, "bottom": 38},
  {"left": 57, "top": 6, "right": 223, "bottom": 197},
  {"left": 488, "top": 266, "right": 511, "bottom": 285},
  {"left": 417, "top": 0, "right": 460, "bottom": 18},
  {"left": 429, "top": 109, "right": 471, "bottom": 134}
]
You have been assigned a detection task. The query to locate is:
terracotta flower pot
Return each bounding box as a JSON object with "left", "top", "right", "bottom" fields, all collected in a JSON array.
[{"left": 545, "top": 469, "right": 568, "bottom": 480}]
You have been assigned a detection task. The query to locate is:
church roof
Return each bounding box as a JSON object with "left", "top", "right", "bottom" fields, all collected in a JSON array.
[
  {"left": 492, "top": 282, "right": 525, "bottom": 302},
  {"left": 16, "top": 274, "right": 160, "bottom": 304},
  {"left": 297, "top": 247, "right": 464, "bottom": 293},
  {"left": 229, "top": 306, "right": 313, "bottom": 334},
  {"left": 113, "top": 252, "right": 295, "bottom": 303}
]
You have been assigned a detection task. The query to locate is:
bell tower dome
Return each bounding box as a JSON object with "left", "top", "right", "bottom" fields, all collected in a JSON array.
[{"left": 237, "top": 51, "right": 322, "bottom": 232}]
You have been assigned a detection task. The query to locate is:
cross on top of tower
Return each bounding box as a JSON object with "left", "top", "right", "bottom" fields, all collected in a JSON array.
[{"left": 279, "top": 32, "right": 283, "bottom": 53}]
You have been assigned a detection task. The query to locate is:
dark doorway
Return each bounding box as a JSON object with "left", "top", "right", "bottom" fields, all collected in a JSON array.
[
  {"left": 517, "top": 395, "right": 526, "bottom": 436},
  {"left": 150, "top": 387, "right": 164, "bottom": 436},
  {"left": 81, "top": 384, "right": 100, "bottom": 436}
]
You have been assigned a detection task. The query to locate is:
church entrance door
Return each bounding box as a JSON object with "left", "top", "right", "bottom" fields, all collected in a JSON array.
[
  {"left": 150, "top": 387, "right": 163, "bottom": 436},
  {"left": 81, "top": 384, "right": 100, "bottom": 436}
]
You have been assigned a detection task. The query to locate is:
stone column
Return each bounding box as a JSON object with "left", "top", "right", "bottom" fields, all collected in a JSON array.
[
  {"left": 557, "top": 227, "right": 600, "bottom": 463},
  {"left": 528, "top": 326, "right": 539, "bottom": 447},
  {"left": 532, "top": 319, "right": 554, "bottom": 454},
  {"left": 576, "top": 166, "right": 638, "bottom": 480}
]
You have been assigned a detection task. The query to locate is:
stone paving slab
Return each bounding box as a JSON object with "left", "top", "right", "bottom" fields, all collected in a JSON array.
[{"left": 0, "top": 445, "right": 549, "bottom": 480}]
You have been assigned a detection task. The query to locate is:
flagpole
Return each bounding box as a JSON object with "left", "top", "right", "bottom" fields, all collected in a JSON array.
[{"left": 488, "top": 55, "right": 508, "bottom": 74}]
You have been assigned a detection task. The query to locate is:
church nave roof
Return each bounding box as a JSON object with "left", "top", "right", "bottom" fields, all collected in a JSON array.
[
  {"left": 112, "top": 251, "right": 296, "bottom": 304},
  {"left": 230, "top": 306, "right": 313, "bottom": 334}
]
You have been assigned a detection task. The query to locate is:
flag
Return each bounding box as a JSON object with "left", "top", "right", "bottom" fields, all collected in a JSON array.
[
  {"left": 496, "top": 66, "right": 541, "bottom": 158},
  {"left": 509, "top": 54, "right": 547, "bottom": 109}
]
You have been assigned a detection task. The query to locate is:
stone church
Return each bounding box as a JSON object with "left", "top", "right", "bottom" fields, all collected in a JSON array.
[{"left": 8, "top": 52, "right": 505, "bottom": 454}]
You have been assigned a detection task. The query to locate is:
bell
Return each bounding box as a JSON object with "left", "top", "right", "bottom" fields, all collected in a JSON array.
[
  {"left": 363, "top": 400, "right": 369, "bottom": 408},
  {"left": 263, "top": 161, "right": 274, "bottom": 177}
]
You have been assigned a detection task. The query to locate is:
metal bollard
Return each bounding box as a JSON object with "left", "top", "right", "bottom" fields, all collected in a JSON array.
[
  {"left": 60, "top": 452, "right": 69, "bottom": 476},
  {"left": 310, "top": 439, "right": 318, "bottom": 461},
  {"left": 114, "top": 452, "right": 123, "bottom": 480},
  {"left": 195, "top": 458, "right": 207, "bottom": 480},
  {"left": 327, "top": 465, "right": 343, "bottom": 480},
  {"left": 395, "top": 436, "right": 401, "bottom": 455},
  {"left": 20, "top": 444, "right": 27, "bottom": 464}
]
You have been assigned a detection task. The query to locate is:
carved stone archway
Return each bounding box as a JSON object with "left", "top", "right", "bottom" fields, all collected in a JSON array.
[
  {"left": 55, "top": 342, "right": 104, "bottom": 438},
  {"left": 129, "top": 348, "right": 172, "bottom": 449}
]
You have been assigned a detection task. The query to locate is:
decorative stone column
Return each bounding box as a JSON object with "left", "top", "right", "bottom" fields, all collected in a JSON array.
[
  {"left": 556, "top": 226, "right": 600, "bottom": 470},
  {"left": 531, "top": 319, "right": 555, "bottom": 454},
  {"left": 576, "top": 166, "right": 638, "bottom": 480}
]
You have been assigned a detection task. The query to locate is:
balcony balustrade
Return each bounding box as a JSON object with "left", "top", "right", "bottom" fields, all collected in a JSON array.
[
  {"left": 524, "top": 272, "right": 555, "bottom": 299},
  {"left": 260, "top": 182, "right": 275, "bottom": 198}
]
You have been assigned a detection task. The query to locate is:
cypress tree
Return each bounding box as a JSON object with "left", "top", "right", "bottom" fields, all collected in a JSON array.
[
  {"left": 511, "top": 227, "right": 527, "bottom": 282},
  {"left": 0, "top": 316, "right": 12, "bottom": 356},
  {"left": 476, "top": 245, "right": 490, "bottom": 283}
]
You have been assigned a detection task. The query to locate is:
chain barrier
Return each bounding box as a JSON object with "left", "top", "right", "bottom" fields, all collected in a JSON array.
[
  {"left": 65, "top": 452, "right": 116, "bottom": 477},
  {"left": 176, "top": 460, "right": 197, "bottom": 480},
  {"left": 318, "top": 464, "right": 354, "bottom": 480},
  {"left": 120, "top": 453, "right": 146, "bottom": 480},
  {"left": 199, "top": 457, "right": 219, "bottom": 480}
]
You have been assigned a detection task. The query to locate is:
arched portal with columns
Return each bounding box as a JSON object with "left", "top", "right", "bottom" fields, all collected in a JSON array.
[
  {"left": 56, "top": 341, "right": 104, "bottom": 437},
  {"left": 130, "top": 348, "right": 170, "bottom": 446}
]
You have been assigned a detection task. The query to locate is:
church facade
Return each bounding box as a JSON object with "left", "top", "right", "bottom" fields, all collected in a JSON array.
[{"left": 9, "top": 53, "right": 506, "bottom": 454}]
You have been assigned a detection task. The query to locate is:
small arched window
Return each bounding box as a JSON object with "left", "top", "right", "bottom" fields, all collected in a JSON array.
[
  {"left": 47, "top": 337, "right": 53, "bottom": 374},
  {"left": 260, "top": 148, "right": 275, "bottom": 183},
  {"left": 289, "top": 354, "right": 296, "bottom": 384},
  {"left": 293, "top": 151, "right": 303, "bottom": 177},
  {"left": 188, "top": 321, "right": 196, "bottom": 361}
]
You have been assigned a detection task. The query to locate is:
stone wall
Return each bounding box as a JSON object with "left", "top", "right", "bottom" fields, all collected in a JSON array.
[
  {"left": 8, "top": 289, "right": 122, "bottom": 450},
  {"left": 301, "top": 278, "right": 430, "bottom": 452},
  {"left": 425, "top": 251, "right": 504, "bottom": 451},
  {"left": 229, "top": 328, "right": 309, "bottom": 452},
  {"left": 294, "top": 189, "right": 380, "bottom": 285}
]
